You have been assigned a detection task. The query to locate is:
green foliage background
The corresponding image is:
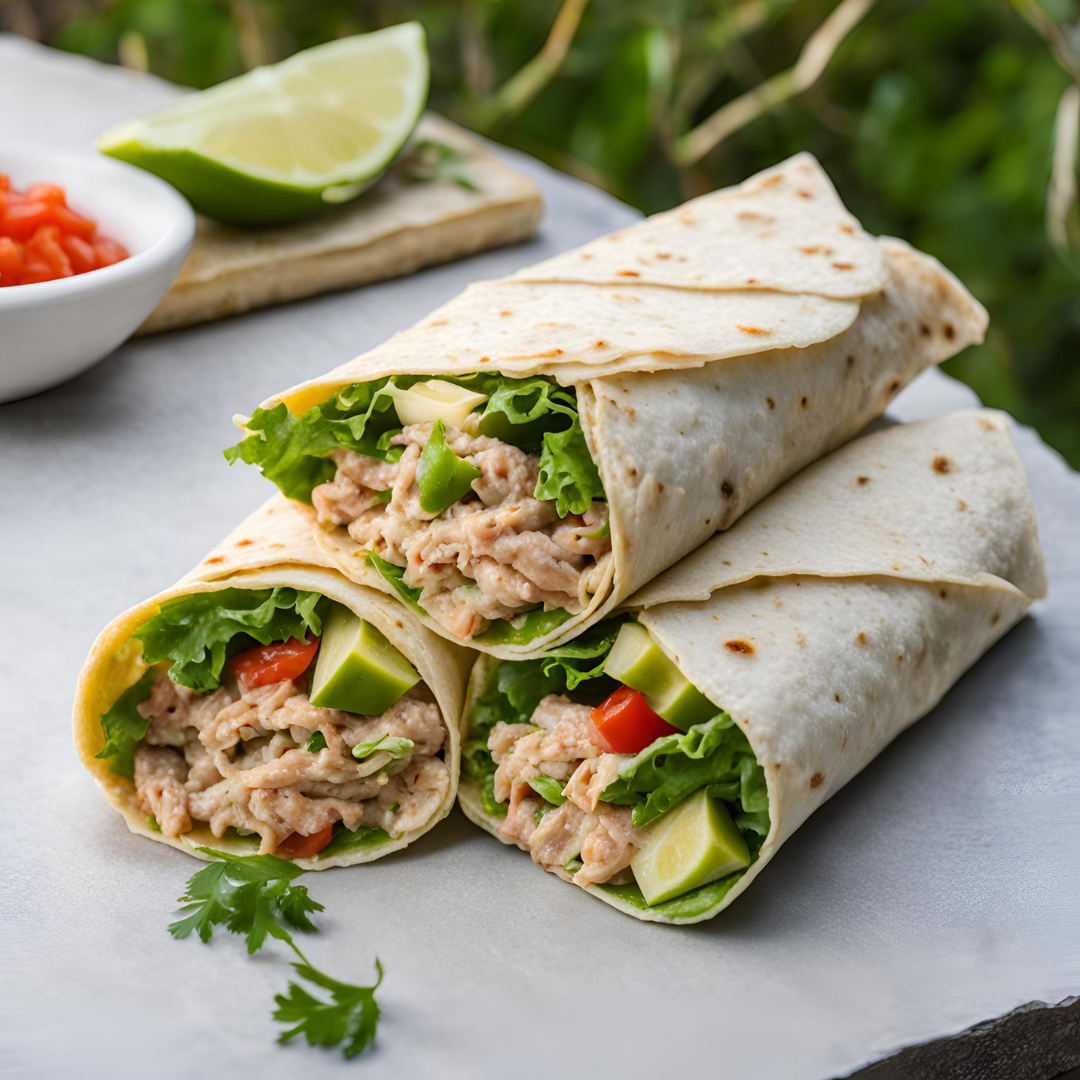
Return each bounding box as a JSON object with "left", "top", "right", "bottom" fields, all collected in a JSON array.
[{"left": 21, "top": 0, "right": 1080, "bottom": 464}]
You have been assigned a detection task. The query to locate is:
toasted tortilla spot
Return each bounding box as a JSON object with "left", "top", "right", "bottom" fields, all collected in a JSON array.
[
  {"left": 737, "top": 325, "right": 772, "bottom": 335},
  {"left": 856, "top": 632, "right": 867, "bottom": 645},
  {"left": 205, "top": 556, "right": 225, "bottom": 564},
  {"left": 857, "top": 476, "right": 869, "bottom": 485},
  {"left": 235, "top": 539, "right": 253, "bottom": 547},
  {"left": 800, "top": 396, "right": 808, "bottom": 408},
  {"left": 617, "top": 270, "right": 641, "bottom": 277},
  {"left": 721, "top": 481, "right": 735, "bottom": 498},
  {"left": 932, "top": 456, "right": 951, "bottom": 474},
  {"left": 832, "top": 262, "right": 854, "bottom": 270},
  {"left": 944, "top": 322, "right": 956, "bottom": 340},
  {"left": 766, "top": 397, "right": 775, "bottom": 409},
  {"left": 810, "top": 772, "right": 824, "bottom": 788},
  {"left": 725, "top": 639, "right": 755, "bottom": 655},
  {"left": 957, "top": 499, "right": 967, "bottom": 511}
]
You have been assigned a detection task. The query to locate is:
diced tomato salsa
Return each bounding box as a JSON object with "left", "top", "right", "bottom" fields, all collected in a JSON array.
[{"left": 0, "top": 174, "right": 129, "bottom": 287}]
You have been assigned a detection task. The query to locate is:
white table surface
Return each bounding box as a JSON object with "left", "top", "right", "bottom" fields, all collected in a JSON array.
[{"left": 2, "top": 36, "right": 1078, "bottom": 1080}]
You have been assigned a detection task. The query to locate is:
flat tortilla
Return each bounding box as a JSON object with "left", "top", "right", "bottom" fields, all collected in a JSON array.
[
  {"left": 73, "top": 496, "right": 474, "bottom": 869},
  {"left": 458, "top": 411, "right": 1046, "bottom": 922},
  {"left": 245, "top": 156, "right": 987, "bottom": 658}
]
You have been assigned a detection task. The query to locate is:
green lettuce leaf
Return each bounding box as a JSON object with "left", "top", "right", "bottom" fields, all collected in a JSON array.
[
  {"left": 364, "top": 552, "right": 423, "bottom": 611},
  {"left": 226, "top": 374, "right": 605, "bottom": 517},
  {"left": 95, "top": 668, "right": 154, "bottom": 779},
  {"left": 600, "top": 713, "right": 768, "bottom": 835},
  {"left": 316, "top": 825, "right": 391, "bottom": 860},
  {"left": 134, "top": 587, "right": 327, "bottom": 693},
  {"left": 527, "top": 775, "right": 567, "bottom": 805},
  {"left": 351, "top": 735, "right": 414, "bottom": 762}
]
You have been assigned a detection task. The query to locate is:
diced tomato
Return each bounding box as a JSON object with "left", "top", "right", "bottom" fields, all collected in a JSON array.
[
  {"left": 277, "top": 824, "right": 335, "bottom": 859},
  {"left": 0, "top": 236, "right": 23, "bottom": 285},
  {"left": 27, "top": 225, "right": 73, "bottom": 278},
  {"left": 93, "top": 234, "right": 129, "bottom": 267},
  {"left": 228, "top": 636, "right": 321, "bottom": 692},
  {"left": 0, "top": 176, "right": 125, "bottom": 284},
  {"left": 24, "top": 182, "right": 66, "bottom": 207},
  {"left": 2, "top": 201, "right": 54, "bottom": 240},
  {"left": 591, "top": 685, "right": 679, "bottom": 754},
  {"left": 60, "top": 233, "right": 97, "bottom": 274},
  {"left": 52, "top": 205, "right": 97, "bottom": 240}
]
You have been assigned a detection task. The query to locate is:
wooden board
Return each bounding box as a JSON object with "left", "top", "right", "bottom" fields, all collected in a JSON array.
[{"left": 139, "top": 114, "right": 543, "bottom": 334}]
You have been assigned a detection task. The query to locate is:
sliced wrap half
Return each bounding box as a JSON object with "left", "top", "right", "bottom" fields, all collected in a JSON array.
[
  {"left": 228, "top": 153, "right": 987, "bottom": 658},
  {"left": 458, "top": 410, "right": 1046, "bottom": 922},
  {"left": 74, "top": 496, "right": 474, "bottom": 869}
]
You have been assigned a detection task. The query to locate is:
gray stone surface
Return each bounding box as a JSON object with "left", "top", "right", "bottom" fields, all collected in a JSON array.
[{"left": 2, "top": 35, "right": 1078, "bottom": 1080}]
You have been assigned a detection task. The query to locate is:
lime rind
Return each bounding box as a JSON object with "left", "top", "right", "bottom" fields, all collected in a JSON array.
[{"left": 97, "top": 22, "right": 429, "bottom": 224}]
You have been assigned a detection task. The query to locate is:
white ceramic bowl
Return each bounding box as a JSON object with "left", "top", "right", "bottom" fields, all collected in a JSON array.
[{"left": 0, "top": 144, "right": 195, "bottom": 402}]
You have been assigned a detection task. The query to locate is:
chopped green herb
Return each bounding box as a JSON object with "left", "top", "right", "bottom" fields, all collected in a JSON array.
[
  {"left": 305, "top": 731, "right": 328, "bottom": 753},
  {"left": 564, "top": 856, "right": 583, "bottom": 874},
  {"left": 274, "top": 958, "right": 383, "bottom": 1060},
  {"left": 147, "top": 814, "right": 162, "bottom": 832},
  {"left": 352, "top": 735, "right": 414, "bottom": 762},
  {"left": 387, "top": 802, "right": 400, "bottom": 813},
  {"left": 168, "top": 848, "right": 322, "bottom": 955},
  {"left": 399, "top": 138, "right": 477, "bottom": 190},
  {"left": 527, "top": 774, "right": 567, "bottom": 805}
]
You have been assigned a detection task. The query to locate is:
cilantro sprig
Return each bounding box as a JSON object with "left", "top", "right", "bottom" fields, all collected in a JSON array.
[{"left": 169, "top": 848, "right": 382, "bottom": 1060}]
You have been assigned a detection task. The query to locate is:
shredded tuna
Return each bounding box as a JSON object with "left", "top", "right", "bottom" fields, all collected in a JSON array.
[
  {"left": 489, "top": 695, "right": 642, "bottom": 888},
  {"left": 134, "top": 667, "right": 446, "bottom": 854},
  {"left": 311, "top": 422, "right": 612, "bottom": 638}
]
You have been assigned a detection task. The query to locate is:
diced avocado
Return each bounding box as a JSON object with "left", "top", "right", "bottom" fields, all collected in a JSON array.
[
  {"left": 644, "top": 674, "right": 717, "bottom": 732},
  {"left": 416, "top": 419, "right": 482, "bottom": 514},
  {"left": 606, "top": 621, "right": 678, "bottom": 696},
  {"left": 630, "top": 789, "right": 751, "bottom": 906},
  {"left": 389, "top": 379, "right": 488, "bottom": 429},
  {"left": 309, "top": 604, "right": 420, "bottom": 715},
  {"left": 606, "top": 621, "right": 717, "bottom": 731}
]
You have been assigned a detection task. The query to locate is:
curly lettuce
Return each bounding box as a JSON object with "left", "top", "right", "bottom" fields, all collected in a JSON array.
[
  {"left": 599, "top": 714, "right": 770, "bottom": 840},
  {"left": 95, "top": 668, "right": 154, "bottom": 779},
  {"left": 134, "top": 587, "right": 327, "bottom": 693},
  {"left": 225, "top": 374, "right": 604, "bottom": 517}
]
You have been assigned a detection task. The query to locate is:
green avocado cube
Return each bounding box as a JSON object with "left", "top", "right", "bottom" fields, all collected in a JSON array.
[
  {"left": 606, "top": 621, "right": 717, "bottom": 730},
  {"left": 605, "top": 621, "right": 676, "bottom": 696},
  {"left": 644, "top": 674, "right": 718, "bottom": 732},
  {"left": 309, "top": 604, "right": 420, "bottom": 716},
  {"left": 630, "top": 789, "right": 751, "bottom": 906}
]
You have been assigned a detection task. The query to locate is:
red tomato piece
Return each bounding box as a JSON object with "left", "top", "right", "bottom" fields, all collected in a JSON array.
[
  {"left": 60, "top": 233, "right": 97, "bottom": 274},
  {"left": 0, "top": 236, "right": 23, "bottom": 285},
  {"left": 27, "top": 225, "right": 73, "bottom": 278},
  {"left": 228, "top": 636, "right": 321, "bottom": 692},
  {"left": 52, "top": 205, "right": 96, "bottom": 240},
  {"left": 591, "top": 686, "right": 679, "bottom": 754},
  {"left": 2, "top": 201, "right": 54, "bottom": 240},
  {"left": 24, "top": 182, "right": 66, "bottom": 207},
  {"left": 0, "top": 175, "right": 10, "bottom": 193},
  {"left": 277, "top": 824, "right": 335, "bottom": 859},
  {"left": 93, "top": 235, "right": 129, "bottom": 267}
]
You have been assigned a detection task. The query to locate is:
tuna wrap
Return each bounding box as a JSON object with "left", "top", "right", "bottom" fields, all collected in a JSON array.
[
  {"left": 457, "top": 410, "right": 1046, "bottom": 922},
  {"left": 228, "top": 153, "right": 987, "bottom": 658},
  {"left": 74, "top": 496, "right": 473, "bottom": 869}
]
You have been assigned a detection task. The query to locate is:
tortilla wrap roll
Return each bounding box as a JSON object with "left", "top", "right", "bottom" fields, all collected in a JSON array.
[
  {"left": 457, "top": 410, "right": 1046, "bottom": 923},
  {"left": 74, "top": 496, "right": 473, "bottom": 869},
  {"left": 227, "top": 153, "right": 987, "bottom": 658}
]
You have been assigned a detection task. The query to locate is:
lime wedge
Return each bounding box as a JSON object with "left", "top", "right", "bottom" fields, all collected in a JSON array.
[
  {"left": 630, "top": 789, "right": 751, "bottom": 906},
  {"left": 97, "top": 23, "right": 428, "bottom": 224}
]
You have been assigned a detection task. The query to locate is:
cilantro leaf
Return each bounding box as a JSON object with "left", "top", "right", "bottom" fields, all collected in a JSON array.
[
  {"left": 352, "top": 735, "right": 414, "bottom": 762},
  {"left": 135, "top": 588, "right": 326, "bottom": 693},
  {"left": 168, "top": 849, "right": 323, "bottom": 955},
  {"left": 95, "top": 668, "right": 154, "bottom": 779},
  {"left": 400, "top": 138, "right": 478, "bottom": 191},
  {"left": 275, "top": 959, "right": 383, "bottom": 1060}
]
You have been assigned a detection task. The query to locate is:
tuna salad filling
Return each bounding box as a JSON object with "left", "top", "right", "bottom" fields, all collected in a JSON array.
[
  {"left": 464, "top": 619, "right": 771, "bottom": 909},
  {"left": 227, "top": 374, "right": 610, "bottom": 643},
  {"left": 96, "top": 586, "right": 449, "bottom": 861}
]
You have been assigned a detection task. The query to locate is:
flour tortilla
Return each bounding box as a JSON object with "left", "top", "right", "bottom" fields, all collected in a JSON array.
[
  {"left": 247, "top": 154, "right": 987, "bottom": 659},
  {"left": 458, "top": 411, "right": 1046, "bottom": 922},
  {"left": 73, "top": 496, "right": 474, "bottom": 869}
]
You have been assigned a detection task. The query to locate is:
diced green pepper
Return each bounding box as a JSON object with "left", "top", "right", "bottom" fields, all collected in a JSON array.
[{"left": 416, "top": 419, "right": 482, "bottom": 514}]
